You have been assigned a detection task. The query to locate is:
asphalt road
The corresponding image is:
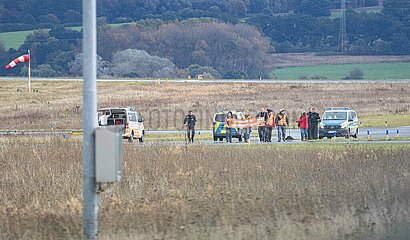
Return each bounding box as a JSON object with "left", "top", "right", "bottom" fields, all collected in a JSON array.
[
  {"left": 147, "top": 126, "right": 410, "bottom": 140},
  {"left": 137, "top": 139, "right": 410, "bottom": 146},
  {"left": 1, "top": 77, "right": 409, "bottom": 84},
  {"left": 144, "top": 126, "right": 410, "bottom": 145},
  {"left": 2, "top": 126, "right": 409, "bottom": 145}
]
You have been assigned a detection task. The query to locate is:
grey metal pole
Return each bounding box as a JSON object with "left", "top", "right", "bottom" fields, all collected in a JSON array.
[{"left": 82, "top": 0, "right": 98, "bottom": 239}]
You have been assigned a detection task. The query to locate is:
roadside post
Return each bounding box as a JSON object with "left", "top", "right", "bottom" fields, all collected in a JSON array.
[
  {"left": 82, "top": 0, "right": 98, "bottom": 239},
  {"left": 385, "top": 130, "right": 389, "bottom": 141},
  {"left": 27, "top": 50, "right": 31, "bottom": 93}
]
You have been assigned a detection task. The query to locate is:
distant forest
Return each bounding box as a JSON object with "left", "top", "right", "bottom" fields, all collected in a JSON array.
[
  {"left": 0, "top": 0, "right": 383, "bottom": 27},
  {"left": 1, "top": 0, "right": 409, "bottom": 78}
]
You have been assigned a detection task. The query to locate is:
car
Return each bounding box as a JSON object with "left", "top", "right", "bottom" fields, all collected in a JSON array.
[
  {"left": 319, "top": 107, "right": 359, "bottom": 139},
  {"left": 98, "top": 107, "right": 145, "bottom": 143},
  {"left": 212, "top": 110, "right": 244, "bottom": 142}
]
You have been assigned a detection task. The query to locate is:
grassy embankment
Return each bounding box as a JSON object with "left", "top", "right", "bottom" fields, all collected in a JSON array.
[
  {"left": 1, "top": 137, "right": 409, "bottom": 239},
  {"left": 360, "top": 114, "right": 410, "bottom": 128},
  {"left": 0, "top": 80, "right": 409, "bottom": 131},
  {"left": 274, "top": 62, "right": 410, "bottom": 80}
]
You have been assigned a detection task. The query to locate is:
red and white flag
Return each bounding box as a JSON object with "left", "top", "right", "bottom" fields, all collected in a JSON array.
[{"left": 5, "top": 54, "right": 30, "bottom": 69}]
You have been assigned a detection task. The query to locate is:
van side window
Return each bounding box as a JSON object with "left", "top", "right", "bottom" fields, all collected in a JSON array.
[
  {"left": 351, "top": 112, "right": 357, "bottom": 119},
  {"left": 348, "top": 112, "right": 353, "bottom": 121},
  {"left": 129, "top": 113, "right": 137, "bottom": 122}
]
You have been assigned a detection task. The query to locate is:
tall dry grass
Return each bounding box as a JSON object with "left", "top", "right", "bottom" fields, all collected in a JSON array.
[
  {"left": 0, "top": 80, "right": 409, "bottom": 130},
  {"left": 1, "top": 137, "right": 409, "bottom": 239}
]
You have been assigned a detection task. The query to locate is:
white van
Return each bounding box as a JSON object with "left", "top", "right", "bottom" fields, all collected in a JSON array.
[{"left": 98, "top": 107, "right": 145, "bottom": 142}]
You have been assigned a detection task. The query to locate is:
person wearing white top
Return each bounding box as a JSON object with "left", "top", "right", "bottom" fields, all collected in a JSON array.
[{"left": 99, "top": 111, "right": 110, "bottom": 126}]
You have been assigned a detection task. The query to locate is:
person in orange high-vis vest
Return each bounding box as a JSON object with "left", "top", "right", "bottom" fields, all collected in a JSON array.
[
  {"left": 225, "top": 111, "right": 234, "bottom": 143},
  {"left": 264, "top": 109, "right": 275, "bottom": 142},
  {"left": 275, "top": 109, "right": 289, "bottom": 142},
  {"left": 256, "top": 108, "right": 267, "bottom": 141},
  {"left": 242, "top": 110, "right": 252, "bottom": 142}
]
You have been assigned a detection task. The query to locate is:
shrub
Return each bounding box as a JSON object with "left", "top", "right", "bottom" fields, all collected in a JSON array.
[
  {"left": 111, "top": 49, "right": 176, "bottom": 78},
  {"left": 223, "top": 70, "right": 247, "bottom": 79},
  {"left": 311, "top": 75, "right": 328, "bottom": 80},
  {"left": 187, "top": 64, "right": 221, "bottom": 79},
  {"left": 30, "top": 64, "right": 60, "bottom": 77},
  {"left": 343, "top": 68, "right": 364, "bottom": 80}
]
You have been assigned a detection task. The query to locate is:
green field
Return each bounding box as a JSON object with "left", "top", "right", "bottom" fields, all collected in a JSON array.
[
  {"left": 274, "top": 62, "right": 410, "bottom": 80},
  {"left": 0, "top": 23, "right": 132, "bottom": 50},
  {"left": 330, "top": 8, "right": 382, "bottom": 18},
  {"left": 0, "top": 30, "right": 33, "bottom": 50}
]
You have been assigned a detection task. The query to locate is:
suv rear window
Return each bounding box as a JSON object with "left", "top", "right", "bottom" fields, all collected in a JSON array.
[{"left": 214, "top": 113, "right": 238, "bottom": 122}]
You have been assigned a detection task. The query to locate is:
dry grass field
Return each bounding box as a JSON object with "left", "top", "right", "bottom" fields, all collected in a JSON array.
[
  {"left": 0, "top": 80, "right": 409, "bottom": 130},
  {"left": 0, "top": 136, "right": 409, "bottom": 239}
]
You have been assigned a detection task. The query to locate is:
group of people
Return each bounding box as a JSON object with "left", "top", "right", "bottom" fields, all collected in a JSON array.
[
  {"left": 255, "top": 107, "right": 321, "bottom": 142},
  {"left": 295, "top": 108, "right": 321, "bottom": 141},
  {"left": 255, "top": 108, "right": 289, "bottom": 142},
  {"left": 182, "top": 107, "right": 321, "bottom": 143}
]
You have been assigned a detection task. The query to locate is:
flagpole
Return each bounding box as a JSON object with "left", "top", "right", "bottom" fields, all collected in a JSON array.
[{"left": 28, "top": 50, "right": 31, "bottom": 93}]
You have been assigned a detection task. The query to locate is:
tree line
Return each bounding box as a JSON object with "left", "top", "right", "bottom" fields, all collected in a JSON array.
[
  {"left": 0, "top": 0, "right": 409, "bottom": 78},
  {"left": 247, "top": 8, "right": 410, "bottom": 54},
  {"left": 0, "top": 0, "right": 385, "bottom": 32},
  {"left": 0, "top": 21, "right": 272, "bottom": 79}
]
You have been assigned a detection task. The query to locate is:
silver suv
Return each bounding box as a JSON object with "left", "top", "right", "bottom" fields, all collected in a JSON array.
[{"left": 319, "top": 108, "right": 359, "bottom": 139}]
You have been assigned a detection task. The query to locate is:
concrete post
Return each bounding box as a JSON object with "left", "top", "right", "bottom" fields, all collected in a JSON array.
[{"left": 82, "top": 0, "right": 98, "bottom": 239}]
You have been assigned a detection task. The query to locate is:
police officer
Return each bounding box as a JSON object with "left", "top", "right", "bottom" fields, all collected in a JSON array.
[
  {"left": 183, "top": 110, "right": 197, "bottom": 143},
  {"left": 308, "top": 107, "right": 321, "bottom": 140}
]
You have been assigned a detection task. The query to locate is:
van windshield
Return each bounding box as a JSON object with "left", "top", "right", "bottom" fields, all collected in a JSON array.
[
  {"left": 323, "top": 112, "right": 347, "bottom": 120},
  {"left": 215, "top": 113, "right": 237, "bottom": 122}
]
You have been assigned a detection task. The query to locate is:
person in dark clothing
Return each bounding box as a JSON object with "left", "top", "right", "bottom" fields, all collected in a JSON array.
[
  {"left": 264, "top": 109, "right": 275, "bottom": 142},
  {"left": 183, "top": 110, "right": 197, "bottom": 143},
  {"left": 256, "top": 108, "right": 268, "bottom": 141},
  {"left": 308, "top": 108, "right": 321, "bottom": 140},
  {"left": 307, "top": 108, "right": 313, "bottom": 140}
]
